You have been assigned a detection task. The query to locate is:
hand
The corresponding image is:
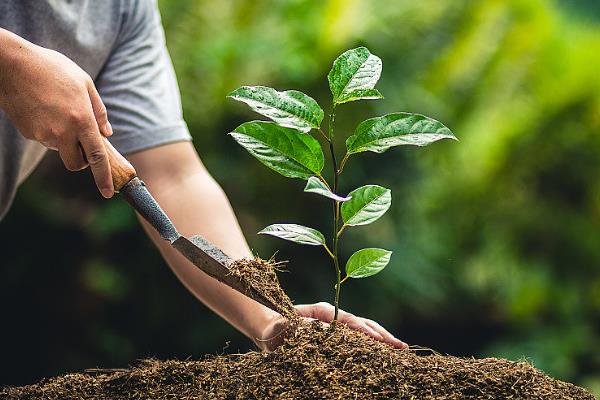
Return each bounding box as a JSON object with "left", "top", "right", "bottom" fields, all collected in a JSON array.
[
  {"left": 256, "top": 302, "right": 408, "bottom": 352},
  {"left": 0, "top": 28, "right": 114, "bottom": 198}
]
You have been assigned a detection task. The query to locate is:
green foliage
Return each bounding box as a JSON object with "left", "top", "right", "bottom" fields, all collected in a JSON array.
[
  {"left": 345, "top": 248, "right": 393, "bottom": 279},
  {"left": 229, "top": 121, "right": 324, "bottom": 179},
  {"left": 258, "top": 224, "right": 326, "bottom": 246},
  {"left": 228, "top": 86, "right": 323, "bottom": 133},
  {"left": 229, "top": 47, "right": 453, "bottom": 321},
  {"left": 328, "top": 47, "right": 384, "bottom": 105},
  {"left": 304, "top": 176, "right": 351, "bottom": 202},
  {"left": 341, "top": 185, "right": 391, "bottom": 227},
  {"left": 346, "top": 113, "right": 456, "bottom": 155}
]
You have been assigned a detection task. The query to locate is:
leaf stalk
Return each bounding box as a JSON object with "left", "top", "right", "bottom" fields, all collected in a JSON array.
[
  {"left": 318, "top": 127, "right": 330, "bottom": 142},
  {"left": 323, "top": 244, "right": 335, "bottom": 259},
  {"left": 338, "top": 153, "right": 350, "bottom": 174},
  {"left": 317, "top": 175, "right": 332, "bottom": 191}
]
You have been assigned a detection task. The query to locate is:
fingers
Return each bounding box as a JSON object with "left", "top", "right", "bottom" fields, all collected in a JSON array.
[
  {"left": 295, "top": 302, "right": 332, "bottom": 320},
  {"left": 84, "top": 81, "right": 113, "bottom": 197},
  {"left": 78, "top": 130, "right": 114, "bottom": 198},
  {"left": 58, "top": 141, "right": 87, "bottom": 171},
  {"left": 87, "top": 82, "right": 112, "bottom": 137},
  {"left": 58, "top": 82, "right": 113, "bottom": 197},
  {"left": 364, "top": 319, "right": 408, "bottom": 349},
  {"left": 338, "top": 312, "right": 385, "bottom": 341},
  {"left": 296, "top": 302, "right": 408, "bottom": 349}
]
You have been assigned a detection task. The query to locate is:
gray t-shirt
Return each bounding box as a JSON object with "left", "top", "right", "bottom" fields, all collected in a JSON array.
[{"left": 0, "top": 0, "right": 191, "bottom": 220}]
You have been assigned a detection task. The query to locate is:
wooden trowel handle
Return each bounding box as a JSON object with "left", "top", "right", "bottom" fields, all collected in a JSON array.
[
  {"left": 100, "top": 137, "right": 179, "bottom": 241},
  {"left": 103, "top": 136, "right": 137, "bottom": 191}
]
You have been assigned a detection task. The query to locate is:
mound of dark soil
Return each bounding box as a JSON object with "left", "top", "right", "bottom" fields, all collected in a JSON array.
[
  {"left": 2, "top": 322, "right": 593, "bottom": 400},
  {"left": 2, "top": 258, "right": 594, "bottom": 399}
]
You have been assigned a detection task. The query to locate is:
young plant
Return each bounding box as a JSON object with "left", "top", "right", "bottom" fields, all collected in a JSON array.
[{"left": 228, "top": 47, "right": 456, "bottom": 321}]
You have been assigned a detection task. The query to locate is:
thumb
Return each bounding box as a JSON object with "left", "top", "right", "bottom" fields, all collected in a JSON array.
[{"left": 87, "top": 81, "right": 113, "bottom": 137}]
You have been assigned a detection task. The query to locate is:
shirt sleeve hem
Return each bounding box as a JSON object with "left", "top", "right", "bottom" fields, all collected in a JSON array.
[{"left": 108, "top": 122, "right": 192, "bottom": 155}]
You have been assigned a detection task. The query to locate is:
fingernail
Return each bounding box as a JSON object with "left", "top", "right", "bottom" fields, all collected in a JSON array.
[
  {"left": 102, "top": 188, "right": 114, "bottom": 198},
  {"left": 104, "top": 121, "right": 113, "bottom": 136}
]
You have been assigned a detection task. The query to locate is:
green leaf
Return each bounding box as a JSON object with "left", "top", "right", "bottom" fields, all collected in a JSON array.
[
  {"left": 258, "top": 224, "right": 326, "bottom": 246},
  {"left": 304, "top": 176, "right": 351, "bottom": 202},
  {"left": 228, "top": 86, "right": 324, "bottom": 133},
  {"left": 337, "top": 88, "right": 383, "bottom": 103},
  {"left": 230, "top": 121, "right": 324, "bottom": 179},
  {"left": 346, "top": 112, "right": 457, "bottom": 154},
  {"left": 328, "top": 47, "right": 383, "bottom": 105},
  {"left": 341, "top": 185, "right": 391, "bottom": 226},
  {"left": 345, "top": 248, "right": 392, "bottom": 278}
]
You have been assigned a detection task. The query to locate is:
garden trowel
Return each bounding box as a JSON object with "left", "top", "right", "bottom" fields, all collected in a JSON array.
[{"left": 101, "top": 138, "right": 286, "bottom": 316}]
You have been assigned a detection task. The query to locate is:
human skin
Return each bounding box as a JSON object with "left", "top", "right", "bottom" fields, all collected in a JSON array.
[
  {"left": 0, "top": 27, "right": 114, "bottom": 198},
  {"left": 0, "top": 28, "right": 408, "bottom": 351}
]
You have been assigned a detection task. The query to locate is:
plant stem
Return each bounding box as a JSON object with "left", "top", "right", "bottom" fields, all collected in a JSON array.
[
  {"left": 318, "top": 128, "right": 330, "bottom": 142},
  {"left": 328, "top": 108, "right": 335, "bottom": 141},
  {"left": 329, "top": 140, "right": 339, "bottom": 194},
  {"left": 317, "top": 175, "right": 332, "bottom": 191},
  {"left": 323, "top": 244, "right": 335, "bottom": 259},
  {"left": 338, "top": 153, "right": 350, "bottom": 174},
  {"left": 328, "top": 106, "right": 342, "bottom": 322}
]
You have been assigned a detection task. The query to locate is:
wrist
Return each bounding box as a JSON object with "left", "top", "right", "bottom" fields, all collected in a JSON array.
[
  {"left": 0, "top": 28, "right": 34, "bottom": 104},
  {"left": 250, "top": 309, "right": 282, "bottom": 350}
]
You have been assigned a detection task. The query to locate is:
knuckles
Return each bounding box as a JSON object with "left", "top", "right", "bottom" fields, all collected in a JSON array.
[
  {"left": 66, "top": 109, "right": 90, "bottom": 127},
  {"left": 85, "top": 147, "right": 107, "bottom": 166},
  {"left": 82, "top": 74, "right": 94, "bottom": 88}
]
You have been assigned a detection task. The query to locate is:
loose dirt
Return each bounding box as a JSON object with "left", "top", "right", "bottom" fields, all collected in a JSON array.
[
  {"left": 2, "top": 258, "right": 594, "bottom": 400},
  {"left": 227, "top": 257, "right": 299, "bottom": 322}
]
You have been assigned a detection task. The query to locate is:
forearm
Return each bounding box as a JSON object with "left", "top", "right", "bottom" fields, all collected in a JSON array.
[
  {"left": 128, "top": 143, "right": 279, "bottom": 345},
  {"left": 0, "top": 28, "right": 29, "bottom": 102}
]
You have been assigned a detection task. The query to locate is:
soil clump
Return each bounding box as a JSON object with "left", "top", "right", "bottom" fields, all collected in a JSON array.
[{"left": 228, "top": 257, "right": 298, "bottom": 321}]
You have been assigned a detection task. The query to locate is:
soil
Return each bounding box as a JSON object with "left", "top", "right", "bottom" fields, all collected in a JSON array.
[
  {"left": 2, "top": 258, "right": 595, "bottom": 400},
  {"left": 227, "top": 257, "right": 299, "bottom": 322}
]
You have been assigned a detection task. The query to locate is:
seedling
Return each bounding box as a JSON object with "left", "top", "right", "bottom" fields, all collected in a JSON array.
[{"left": 228, "top": 47, "right": 456, "bottom": 321}]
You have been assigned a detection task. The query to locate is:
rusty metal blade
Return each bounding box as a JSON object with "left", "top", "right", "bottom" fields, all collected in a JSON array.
[{"left": 172, "top": 235, "right": 287, "bottom": 316}]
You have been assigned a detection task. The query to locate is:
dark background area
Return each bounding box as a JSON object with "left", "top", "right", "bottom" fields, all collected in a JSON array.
[{"left": 1, "top": 0, "right": 599, "bottom": 395}]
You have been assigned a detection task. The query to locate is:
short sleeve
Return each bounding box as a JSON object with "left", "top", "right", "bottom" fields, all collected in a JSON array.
[{"left": 94, "top": 0, "right": 191, "bottom": 155}]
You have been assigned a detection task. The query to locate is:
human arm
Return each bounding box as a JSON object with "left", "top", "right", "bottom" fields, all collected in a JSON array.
[
  {"left": 0, "top": 27, "right": 114, "bottom": 198},
  {"left": 127, "top": 141, "right": 408, "bottom": 351}
]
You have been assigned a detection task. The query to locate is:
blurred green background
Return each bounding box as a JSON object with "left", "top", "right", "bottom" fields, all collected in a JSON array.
[{"left": 1, "top": 0, "right": 599, "bottom": 395}]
